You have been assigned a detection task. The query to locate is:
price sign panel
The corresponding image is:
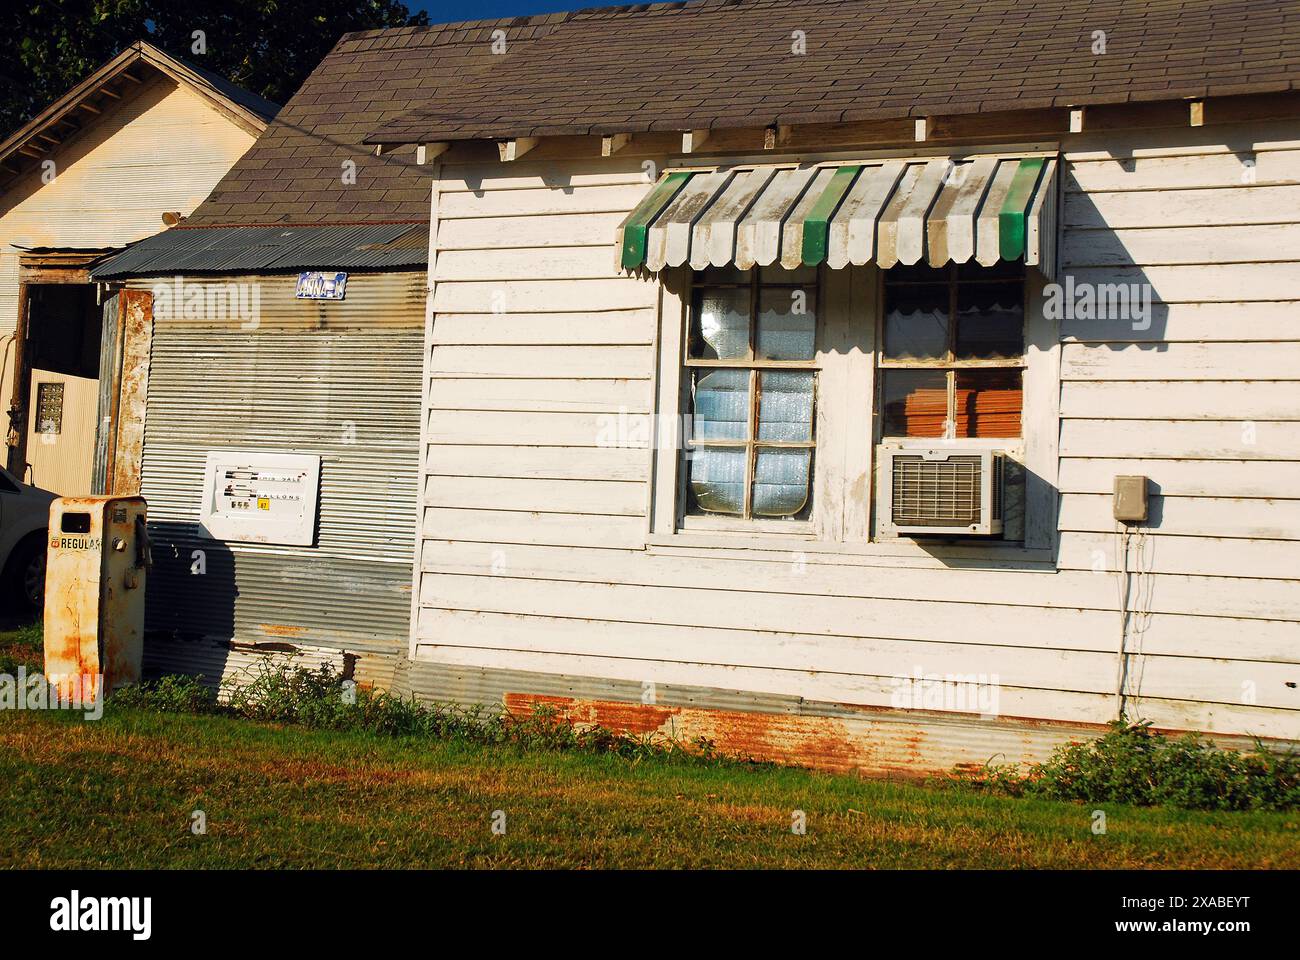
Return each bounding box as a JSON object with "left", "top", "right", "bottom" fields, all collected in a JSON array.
[{"left": 199, "top": 451, "right": 321, "bottom": 546}]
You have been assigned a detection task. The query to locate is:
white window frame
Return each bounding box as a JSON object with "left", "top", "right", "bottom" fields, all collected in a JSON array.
[
  {"left": 646, "top": 263, "right": 1059, "bottom": 567},
  {"left": 677, "top": 267, "right": 823, "bottom": 535}
]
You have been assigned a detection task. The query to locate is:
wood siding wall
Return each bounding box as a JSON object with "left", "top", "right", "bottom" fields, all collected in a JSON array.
[{"left": 414, "top": 121, "right": 1300, "bottom": 743}]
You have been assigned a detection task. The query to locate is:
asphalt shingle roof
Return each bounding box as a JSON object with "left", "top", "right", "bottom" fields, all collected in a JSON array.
[{"left": 187, "top": 0, "right": 1300, "bottom": 227}]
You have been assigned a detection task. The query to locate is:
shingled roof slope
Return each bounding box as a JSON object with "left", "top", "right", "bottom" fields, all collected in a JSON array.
[
  {"left": 185, "top": 17, "right": 562, "bottom": 225},
  {"left": 189, "top": 0, "right": 1300, "bottom": 226},
  {"left": 368, "top": 0, "right": 1300, "bottom": 142}
]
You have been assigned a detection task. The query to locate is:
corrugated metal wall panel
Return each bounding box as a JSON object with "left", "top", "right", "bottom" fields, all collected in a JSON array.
[
  {"left": 391, "top": 658, "right": 1279, "bottom": 776},
  {"left": 143, "top": 636, "right": 397, "bottom": 698},
  {"left": 132, "top": 271, "right": 424, "bottom": 676}
]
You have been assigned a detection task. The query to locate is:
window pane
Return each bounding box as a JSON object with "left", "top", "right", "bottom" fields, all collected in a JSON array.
[
  {"left": 955, "top": 281, "right": 1023, "bottom": 359},
  {"left": 757, "top": 371, "right": 814, "bottom": 441},
  {"left": 954, "top": 369, "right": 1022, "bottom": 438},
  {"left": 692, "top": 369, "right": 749, "bottom": 440},
  {"left": 757, "top": 288, "right": 816, "bottom": 360},
  {"left": 690, "top": 286, "right": 750, "bottom": 359},
  {"left": 689, "top": 446, "right": 746, "bottom": 515},
  {"left": 882, "top": 369, "right": 948, "bottom": 437},
  {"left": 752, "top": 447, "right": 811, "bottom": 517},
  {"left": 884, "top": 283, "right": 948, "bottom": 360}
]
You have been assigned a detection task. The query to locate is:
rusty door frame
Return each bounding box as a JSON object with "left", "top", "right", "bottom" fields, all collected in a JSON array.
[{"left": 108, "top": 288, "right": 153, "bottom": 495}]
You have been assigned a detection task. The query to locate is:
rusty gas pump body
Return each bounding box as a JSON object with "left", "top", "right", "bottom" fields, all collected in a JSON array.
[{"left": 43, "top": 496, "right": 149, "bottom": 703}]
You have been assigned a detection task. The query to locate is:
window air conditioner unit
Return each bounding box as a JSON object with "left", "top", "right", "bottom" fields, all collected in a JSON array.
[{"left": 879, "top": 448, "right": 1005, "bottom": 537}]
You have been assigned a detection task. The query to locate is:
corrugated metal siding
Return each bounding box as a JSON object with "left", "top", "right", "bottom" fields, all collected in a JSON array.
[
  {"left": 132, "top": 271, "right": 424, "bottom": 683},
  {"left": 145, "top": 636, "right": 397, "bottom": 697},
  {"left": 0, "top": 252, "right": 18, "bottom": 336},
  {"left": 393, "top": 652, "right": 1280, "bottom": 776}
]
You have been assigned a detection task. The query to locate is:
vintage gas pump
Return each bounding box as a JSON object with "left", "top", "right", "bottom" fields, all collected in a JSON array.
[{"left": 43, "top": 496, "right": 149, "bottom": 703}]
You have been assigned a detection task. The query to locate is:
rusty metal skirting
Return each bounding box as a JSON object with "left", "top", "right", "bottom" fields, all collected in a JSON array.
[{"left": 391, "top": 658, "right": 1115, "bottom": 776}]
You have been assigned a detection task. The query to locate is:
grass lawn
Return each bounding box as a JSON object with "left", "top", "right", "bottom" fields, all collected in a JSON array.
[
  {"left": 1, "top": 621, "right": 1296, "bottom": 869},
  {"left": 1, "top": 705, "right": 1297, "bottom": 869}
]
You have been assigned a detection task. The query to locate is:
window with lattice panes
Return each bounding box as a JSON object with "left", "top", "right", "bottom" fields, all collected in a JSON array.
[
  {"left": 684, "top": 266, "right": 818, "bottom": 520},
  {"left": 879, "top": 261, "right": 1025, "bottom": 440}
]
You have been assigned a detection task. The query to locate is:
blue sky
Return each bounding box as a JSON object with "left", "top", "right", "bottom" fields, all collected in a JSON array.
[{"left": 412, "top": 1, "right": 626, "bottom": 22}]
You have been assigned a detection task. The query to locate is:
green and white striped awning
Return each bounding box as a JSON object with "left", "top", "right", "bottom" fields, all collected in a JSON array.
[{"left": 616, "top": 155, "right": 1058, "bottom": 278}]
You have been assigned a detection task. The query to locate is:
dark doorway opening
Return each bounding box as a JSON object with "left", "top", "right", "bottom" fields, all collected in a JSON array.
[{"left": 8, "top": 281, "right": 102, "bottom": 491}]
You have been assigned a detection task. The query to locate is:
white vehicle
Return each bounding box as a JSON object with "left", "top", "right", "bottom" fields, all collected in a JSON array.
[{"left": 0, "top": 466, "right": 57, "bottom": 611}]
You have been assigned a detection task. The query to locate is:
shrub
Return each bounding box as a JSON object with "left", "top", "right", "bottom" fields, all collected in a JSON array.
[
  {"left": 109, "top": 674, "right": 218, "bottom": 714},
  {"left": 957, "top": 720, "right": 1300, "bottom": 811}
]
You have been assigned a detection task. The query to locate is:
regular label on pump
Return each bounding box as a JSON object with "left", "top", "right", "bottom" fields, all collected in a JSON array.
[{"left": 52, "top": 536, "right": 101, "bottom": 551}]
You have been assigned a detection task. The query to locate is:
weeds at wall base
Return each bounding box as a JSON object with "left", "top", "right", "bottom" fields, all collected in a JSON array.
[
  {"left": 949, "top": 719, "right": 1300, "bottom": 812},
  {"left": 108, "top": 661, "right": 726, "bottom": 767}
]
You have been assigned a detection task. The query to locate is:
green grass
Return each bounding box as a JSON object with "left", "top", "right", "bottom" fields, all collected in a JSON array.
[{"left": 1, "top": 706, "right": 1297, "bottom": 869}]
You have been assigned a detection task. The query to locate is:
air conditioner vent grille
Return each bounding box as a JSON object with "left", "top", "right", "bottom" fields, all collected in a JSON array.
[{"left": 891, "top": 455, "right": 984, "bottom": 526}]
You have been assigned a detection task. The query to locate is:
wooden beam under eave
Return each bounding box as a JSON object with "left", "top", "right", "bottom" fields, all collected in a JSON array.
[
  {"left": 1069, "top": 107, "right": 1085, "bottom": 133},
  {"left": 681, "top": 129, "right": 710, "bottom": 153},
  {"left": 416, "top": 142, "right": 449, "bottom": 164},
  {"left": 98, "top": 85, "right": 121, "bottom": 99},
  {"left": 763, "top": 125, "right": 792, "bottom": 150},
  {"left": 78, "top": 101, "right": 101, "bottom": 115},
  {"left": 601, "top": 133, "right": 631, "bottom": 156},
  {"left": 498, "top": 137, "right": 538, "bottom": 161},
  {"left": 1189, "top": 100, "right": 1205, "bottom": 127},
  {"left": 914, "top": 117, "right": 929, "bottom": 141}
]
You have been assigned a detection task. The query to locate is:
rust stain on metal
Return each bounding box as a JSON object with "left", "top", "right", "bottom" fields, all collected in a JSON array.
[
  {"left": 505, "top": 693, "right": 679, "bottom": 736},
  {"left": 499, "top": 692, "right": 1117, "bottom": 777},
  {"left": 259, "top": 623, "right": 309, "bottom": 638},
  {"left": 110, "top": 290, "right": 152, "bottom": 496},
  {"left": 504, "top": 693, "right": 886, "bottom": 774}
]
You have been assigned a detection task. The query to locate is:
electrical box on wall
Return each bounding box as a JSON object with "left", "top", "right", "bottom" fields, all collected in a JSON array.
[
  {"left": 199, "top": 451, "right": 321, "bottom": 546},
  {"left": 1113, "top": 474, "right": 1149, "bottom": 523}
]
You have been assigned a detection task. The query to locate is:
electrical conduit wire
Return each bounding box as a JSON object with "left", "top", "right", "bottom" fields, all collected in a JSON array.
[{"left": 1115, "top": 522, "right": 1132, "bottom": 721}]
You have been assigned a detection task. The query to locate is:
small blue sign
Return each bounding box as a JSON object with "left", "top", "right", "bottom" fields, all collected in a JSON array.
[{"left": 295, "top": 271, "right": 348, "bottom": 300}]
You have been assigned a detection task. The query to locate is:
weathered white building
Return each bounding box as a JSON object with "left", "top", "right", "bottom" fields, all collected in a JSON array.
[
  {"left": 95, "top": 2, "right": 1300, "bottom": 774},
  {"left": 0, "top": 41, "right": 273, "bottom": 495}
]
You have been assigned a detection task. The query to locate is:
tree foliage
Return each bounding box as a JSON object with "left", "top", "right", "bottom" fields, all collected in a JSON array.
[{"left": 0, "top": 0, "right": 428, "bottom": 134}]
